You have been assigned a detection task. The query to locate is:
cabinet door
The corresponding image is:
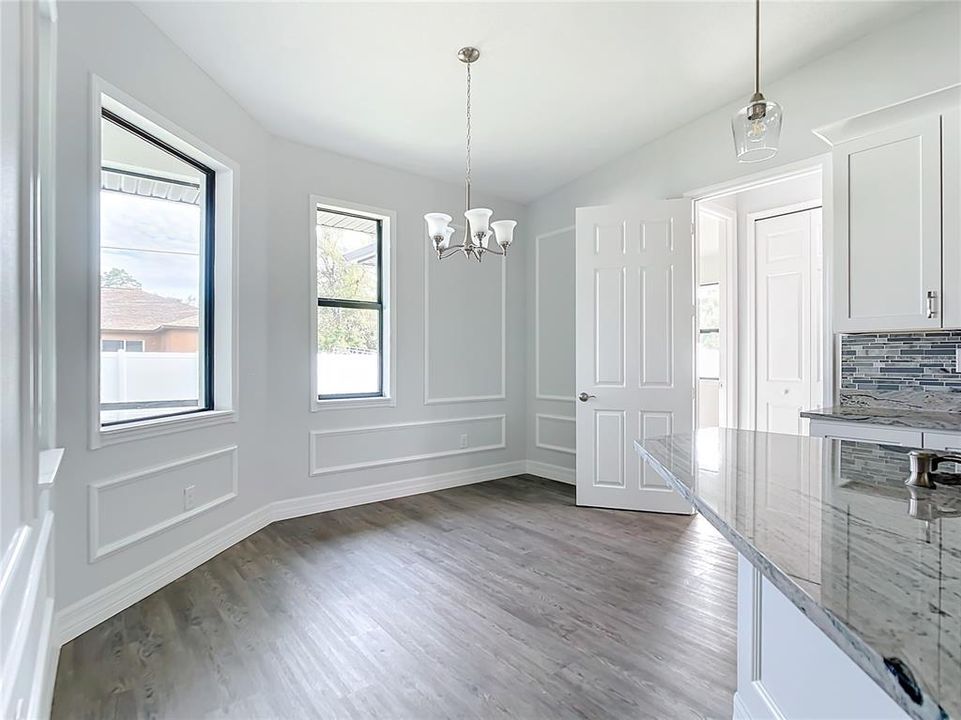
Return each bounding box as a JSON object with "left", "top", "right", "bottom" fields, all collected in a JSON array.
[
  {"left": 942, "top": 109, "right": 961, "bottom": 328},
  {"left": 834, "top": 115, "right": 942, "bottom": 332}
]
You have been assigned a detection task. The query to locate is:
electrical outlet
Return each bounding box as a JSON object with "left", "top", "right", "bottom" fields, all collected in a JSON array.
[
  {"left": 183, "top": 485, "right": 196, "bottom": 511},
  {"left": 459, "top": 433, "right": 469, "bottom": 449}
]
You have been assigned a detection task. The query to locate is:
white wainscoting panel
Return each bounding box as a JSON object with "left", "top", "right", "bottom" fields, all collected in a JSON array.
[
  {"left": 535, "top": 413, "right": 576, "bottom": 455},
  {"left": 88, "top": 446, "right": 239, "bottom": 561},
  {"left": 424, "top": 236, "right": 506, "bottom": 404},
  {"left": 309, "top": 415, "right": 506, "bottom": 476},
  {"left": 535, "top": 226, "right": 576, "bottom": 402}
]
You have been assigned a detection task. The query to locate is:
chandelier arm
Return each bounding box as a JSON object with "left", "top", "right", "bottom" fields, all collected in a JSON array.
[{"left": 438, "top": 245, "right": 467, "bottom": 260}]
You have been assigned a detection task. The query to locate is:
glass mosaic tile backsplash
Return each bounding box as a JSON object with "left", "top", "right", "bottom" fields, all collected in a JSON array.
[{"left": 839, "top": 331, "right": 961, "bottom": 412}]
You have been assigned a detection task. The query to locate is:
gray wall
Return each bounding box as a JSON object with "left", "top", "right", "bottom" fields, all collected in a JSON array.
[{"left": 525, "top": 3, "right": 961, "bottom": 474}]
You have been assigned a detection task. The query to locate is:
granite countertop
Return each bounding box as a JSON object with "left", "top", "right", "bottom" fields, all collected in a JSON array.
[
  {"left": 636, "top": 428, "right": 961, "bottom": 720},
  {"left": 801, "top": 405, "right": 961, "bottom": 432}
]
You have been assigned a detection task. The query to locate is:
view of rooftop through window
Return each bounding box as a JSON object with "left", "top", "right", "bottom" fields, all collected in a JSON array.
[
  {"left": 316, "top": 209, "right": 383, "bottom": 398},
  {"left": 99, "top": 110, "right": 213, "bottom": 426}
]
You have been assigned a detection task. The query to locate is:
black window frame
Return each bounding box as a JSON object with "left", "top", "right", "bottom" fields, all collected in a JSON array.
[
  {"left": 99, "top": 108, "right": 216, "bottom": 427},
  {"left": 316, "top": 207, "right": 385, "bottom": 401}
]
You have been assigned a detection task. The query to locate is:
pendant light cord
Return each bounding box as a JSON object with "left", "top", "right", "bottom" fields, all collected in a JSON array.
[
  {"left": 465, "top": 61, "right": 472, "bottom": 210},
  {"left": 754, "top": 0, "right": 760, "bottom": 95}
]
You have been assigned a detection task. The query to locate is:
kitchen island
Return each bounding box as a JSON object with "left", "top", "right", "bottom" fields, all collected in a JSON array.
[{"left": 637, "top": 428, "right": 960, "bottom": 720}]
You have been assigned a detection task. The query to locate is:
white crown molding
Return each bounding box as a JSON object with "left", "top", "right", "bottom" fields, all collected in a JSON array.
[
  {"left": 88, "top": 446, "right": 239, "bottom": 562},
  {"left": 812, "top": 83, "right": 960, "bottom": 147},
  {"left": 423, "top": 229, "right": 507, "bottom": 405},
  {"left": 308, "top": 415, "right": 506, "bottom": 476},
  {"left": 534, "top": 226, "right": 576, "bottom": 403}
]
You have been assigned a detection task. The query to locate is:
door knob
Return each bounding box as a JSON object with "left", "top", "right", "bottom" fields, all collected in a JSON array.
[{"left": 578, "top": 392, "right": 596, "bottom": 402}]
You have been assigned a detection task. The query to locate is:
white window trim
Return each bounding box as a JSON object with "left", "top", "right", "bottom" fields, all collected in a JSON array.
[
  {"left": 310, "top": 195, "right": 396, "bottom": 411},
  {"left": 89, "top": 77, "right": 239, "bottom": 449}
]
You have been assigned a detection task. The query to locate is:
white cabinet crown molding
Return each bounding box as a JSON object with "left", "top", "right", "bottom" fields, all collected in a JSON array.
[{"left": 813, "top": 84, "right": 960, "bottom": 147}]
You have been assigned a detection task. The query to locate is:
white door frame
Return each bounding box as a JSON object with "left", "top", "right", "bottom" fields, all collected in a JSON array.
[
  {"left": 687, "top": 155, "right": 836, "bottom": 420},
  {"left": 745, "top": 201, "right": 823, "bottom": 431},
  {"left": 695, "top": 203, "right": 737, "bottom": 429}
]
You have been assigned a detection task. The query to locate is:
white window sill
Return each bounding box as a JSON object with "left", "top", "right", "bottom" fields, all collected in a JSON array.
[
  {"left": 38, "top": 448, "right": 65, "bottom": 487},
  {"left": 91, "top": 409, "right": 236, "bottom": 449},
  {"left": 311, "top": 396, "right": 395, "bottom": 412}
]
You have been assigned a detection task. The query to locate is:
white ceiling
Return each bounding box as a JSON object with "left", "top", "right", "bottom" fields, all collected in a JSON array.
[{"left": 137, "top": 1, "right": 923, "bottom": 203}]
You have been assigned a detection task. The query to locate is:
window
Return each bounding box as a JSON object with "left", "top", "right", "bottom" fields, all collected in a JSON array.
[
  {"left": 697, "top": 283, "right": 720, "bottom": 380},
  {"left": 315, "top": 206, "right": 386, "bottom": 400},
  {"left": 98, "top": 108, "right": 215, "bottom": 427}
]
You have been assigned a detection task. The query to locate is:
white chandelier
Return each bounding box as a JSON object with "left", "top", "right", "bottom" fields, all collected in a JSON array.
[{"left": 425, "top": 47, "right": 516, "bottom": 262}]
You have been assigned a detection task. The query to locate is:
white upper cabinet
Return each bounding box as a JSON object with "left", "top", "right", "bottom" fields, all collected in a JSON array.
[
  {"left": 941, "top": 107, "right": 960, "bottom": 328},
  {"left": 819, "top": 86, "right": 960, "bottom": 333},
  {"left": 834, "top": 114, "right": 942, "bottom": 331}
]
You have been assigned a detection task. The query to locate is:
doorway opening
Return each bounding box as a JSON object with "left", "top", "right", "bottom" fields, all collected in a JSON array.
[{"left": 693, "top": 161, "right": 828, "bottom": 435}]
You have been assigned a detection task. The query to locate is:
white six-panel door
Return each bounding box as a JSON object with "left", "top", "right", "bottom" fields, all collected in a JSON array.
[
  {"left": 754, "top": 208, "right": 822, "bottom": 435},
  {"left": 575, "top": 201, "right": 693, "bottom": 513}
]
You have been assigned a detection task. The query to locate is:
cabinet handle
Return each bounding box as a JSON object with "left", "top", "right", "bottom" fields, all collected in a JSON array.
[{"left": 927, "top": 291, "right": 938, "bottom": 319}]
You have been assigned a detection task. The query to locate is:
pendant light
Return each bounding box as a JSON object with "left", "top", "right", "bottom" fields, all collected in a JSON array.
[
  {"left": 732, "top": 0, "right": 782, "bottom": 162},
  {"left": 424, "top": 47, "right": 516, "bottom": 262}
]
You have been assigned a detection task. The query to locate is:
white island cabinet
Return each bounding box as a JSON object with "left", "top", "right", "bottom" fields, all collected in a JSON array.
[{"left": 816, "top": 86, "right": 960, "bottom": 333}]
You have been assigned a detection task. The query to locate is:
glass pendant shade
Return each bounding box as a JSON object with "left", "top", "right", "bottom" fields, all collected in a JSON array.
[
  {"left": 465, "top": 207, "right": 493, "bottom": 240},
  {"left": 425, "top": 213, "right": 453, "bottom": 240},
  {"left": 732, "top": 94, "right": 782, "bottom": 162},
  {"left": 491, "top": 220, "right": 517, "bottom": 249}
]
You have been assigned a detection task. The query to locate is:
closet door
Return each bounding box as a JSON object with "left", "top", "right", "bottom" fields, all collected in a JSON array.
[{"left": 834, "top": 114, "right": 942, "bottom": 332}]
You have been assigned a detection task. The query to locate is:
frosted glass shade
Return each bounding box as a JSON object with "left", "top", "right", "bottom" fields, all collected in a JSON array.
[
  {"left": 732, "top": 96, "right": 782, "bottom": 163},
  {"left": 440, "top": 225, "right": 456, "bottom": 250},
  {"left": 465, "top": 208, "right": 493, "bottom": 239},
  {"left": 491, "top": 220, "right": 517, "bottom": 249},
  {"left": 425, "top": 213, "right": 452, "bottom": 240}
]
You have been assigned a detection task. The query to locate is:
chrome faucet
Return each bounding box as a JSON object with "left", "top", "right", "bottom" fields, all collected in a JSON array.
[{"left": 906, "top": 450, "right": 961, "bottom": 489}]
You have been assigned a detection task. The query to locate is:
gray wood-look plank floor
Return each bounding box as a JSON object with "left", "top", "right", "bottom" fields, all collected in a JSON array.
[{"left": 52, "top": 476, "right": 737, "bottom": 720}]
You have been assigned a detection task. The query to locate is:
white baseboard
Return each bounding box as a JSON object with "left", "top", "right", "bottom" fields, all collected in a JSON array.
[
  {"left": 272, "top": 460, "right": 527, "bottom": 521},
  {"left": 56, "top": 459, "right": 529, "bottom": 646},
  {"left": 55, "top": 505, "right": 272, "bottom": 647},
  {"left": 28, "top": 598, "right": 57, "bottom": 720},
  {"left": 733, "top": 691, "right": 751, "bottom": 720},
  {"left": 525, "top": 460, "right": 575, "bottom": 485}
]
